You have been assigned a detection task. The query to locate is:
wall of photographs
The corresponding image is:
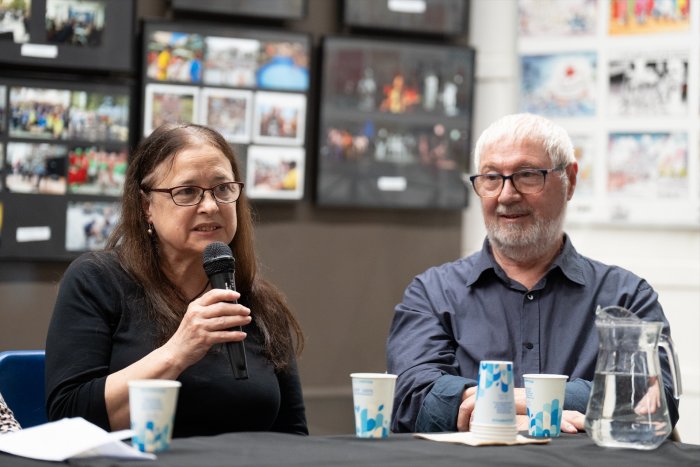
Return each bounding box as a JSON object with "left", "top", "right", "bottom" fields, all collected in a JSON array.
[
  {"left": 141, "top": 20, "right": 310, "bottom": 201},
  {"left": 0, "top": 0, "right": 135, "bottom": 260},
  {"left": 316, "top": 36, "right": 475, "bottom": 209},
  {"left": 316, "top": 0, "right": 475, "bottom": 210},
  {"left": 518, "top": 0, "right": 700, "bottom": 228},
  {"left": 0, "top": 77, "right": 132, "bottom": 260}
]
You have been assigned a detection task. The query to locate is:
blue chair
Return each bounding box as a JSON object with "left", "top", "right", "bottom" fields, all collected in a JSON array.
[{"left": 0, "top": 350, "right": 47, "bottom": 428}]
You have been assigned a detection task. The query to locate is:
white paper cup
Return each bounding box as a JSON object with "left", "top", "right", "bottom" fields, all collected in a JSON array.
[
  {"left": 350, "top": 373, "right": 397, "bottom": 438},
  {"left": 128, "top": 379, "right": 181, "bottom": 453},
  {"left": 471, "top": 361, "right": 516, "bottom": 441},
  {"left": 523, "top": 374, "right": 568, "bottom": 437}
]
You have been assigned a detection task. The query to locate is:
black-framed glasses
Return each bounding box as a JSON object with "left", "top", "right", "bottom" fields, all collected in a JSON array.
[
  {"left": 143, "top": 181, "right": 244, "bottom": 206},
  {"left": 469, "top": 166, "right": 566, "bottom": 198}
]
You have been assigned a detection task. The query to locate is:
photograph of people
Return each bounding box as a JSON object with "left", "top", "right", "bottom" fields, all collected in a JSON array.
[
  {"left": 146, "top": 30, "right": 204, "bottom": 84},
  {"left": 143, "top": 84, "right": 198, "bottom": 136},
  {"left": 4, "top": 142, "right": 67, "bottom": 195},
  {"left": 45, "top": 0, "right": 106, "bottom": 47},
  {"left": 46, "top": 123, "right": 307, "bottom": 437},
  {"left": 252, "top": 91, "right": 305, "bottom": 146},
  {"left": 0, "top": 0, "right": 31, "bottom": 44}
]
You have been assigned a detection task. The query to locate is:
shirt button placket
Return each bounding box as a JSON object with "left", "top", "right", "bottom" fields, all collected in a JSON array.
[{"left": 522, "top": 291, "right": 539, "bottom": 375}]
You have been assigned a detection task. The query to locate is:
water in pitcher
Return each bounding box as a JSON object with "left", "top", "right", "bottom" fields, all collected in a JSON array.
[{"left": 585, "top": 371, "right": 670, "bottom": 450}]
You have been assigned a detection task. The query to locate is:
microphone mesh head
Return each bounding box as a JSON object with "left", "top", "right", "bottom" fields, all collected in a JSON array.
[{"left": 203, "top": 242, "right": 234, "bottom": 276}]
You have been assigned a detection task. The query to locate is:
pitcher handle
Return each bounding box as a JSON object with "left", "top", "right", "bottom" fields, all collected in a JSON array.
[{"left": 659, "top": 335, "right": 682, "bottom": 398}]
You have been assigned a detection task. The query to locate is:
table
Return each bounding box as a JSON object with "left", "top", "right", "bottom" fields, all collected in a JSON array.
[{"left": 1, "top": 432, "right": 699, "bottom": 466}]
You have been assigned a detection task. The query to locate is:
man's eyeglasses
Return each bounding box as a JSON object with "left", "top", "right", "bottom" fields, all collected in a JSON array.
[
  {"left": 143, "top": 181, "right": 244, "bottom": 206},
  {"left": 469, "top": 166, "right": 566, "bottom": 198}
]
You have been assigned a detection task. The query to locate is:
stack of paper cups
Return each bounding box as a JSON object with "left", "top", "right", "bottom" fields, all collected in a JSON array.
[{"left": 470, "top": 360, "right": 517, "bottom": 442}]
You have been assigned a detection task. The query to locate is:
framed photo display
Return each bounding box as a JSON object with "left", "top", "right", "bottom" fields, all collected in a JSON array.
[
  {"left": 343, "top": 0, "right": 468, "bottom": 36},
  {"left": 171, "top": 0, "right": 307, "bottom": 20},
  {"left": 517, "top": 0, "right": 700, "bottom": 228},
  {"left": 0, "top": 75, "right": 133, "bottom": 260},
  {"left": 316, "top": 36, "right": 475, "bottom": 209},
  {"left": 0, "top": 0, "right": 135, "bottom": 73},
  {"left": 141, "top": 20, "right": 311, "bottom": 201}
]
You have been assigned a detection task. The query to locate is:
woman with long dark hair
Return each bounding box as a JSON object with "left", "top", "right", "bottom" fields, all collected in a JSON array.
[{"left": 46, "top": 123, "right": 306, "bottom": 437}]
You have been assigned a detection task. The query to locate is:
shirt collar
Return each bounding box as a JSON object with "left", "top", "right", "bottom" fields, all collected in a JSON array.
[{"left": 465, "top": 234, "right": 586, "bottom": 287}]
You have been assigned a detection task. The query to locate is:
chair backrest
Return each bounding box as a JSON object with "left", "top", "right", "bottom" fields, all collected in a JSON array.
[{"left": 0, "top": 350, "right": 47, "bottom": 428}]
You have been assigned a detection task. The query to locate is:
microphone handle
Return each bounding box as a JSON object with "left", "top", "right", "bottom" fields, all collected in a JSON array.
[
  {"left": 227, "top": 295, "right": 249, "bottom": 380},
  {"left": 210, "top": 272, "right": 249, "bottom": 380}
]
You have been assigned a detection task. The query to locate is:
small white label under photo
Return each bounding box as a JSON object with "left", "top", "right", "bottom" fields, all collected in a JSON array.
[
  {"left": 377, "top": 176, "right": 407, "bottom": 192},
  {"left": 388, "top": 0, "right": 426, "bottom": 14},
  {"left": 21, "top": 43, "right": 58, "bottom": 59},
  {"left": 16, "top": 226, "right": 52, "bottom": 243}
]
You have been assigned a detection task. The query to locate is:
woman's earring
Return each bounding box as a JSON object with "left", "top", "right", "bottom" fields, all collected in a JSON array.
[{"left": 147, "top": 223, "right": 154, "bottom": 236}]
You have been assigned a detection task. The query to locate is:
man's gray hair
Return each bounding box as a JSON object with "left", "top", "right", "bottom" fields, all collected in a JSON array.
[{"left": 473, "top": 113, "right": 576, "bottom": 174}]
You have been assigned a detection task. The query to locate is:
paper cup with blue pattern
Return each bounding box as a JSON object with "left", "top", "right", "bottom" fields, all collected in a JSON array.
[
  {"left": 350, "top": 373, "right": 397, "bottom": 438},
  {"left": 471, "top": 360, "right": 517, "bottom": 441},
  {"left": 523, "top": 374, "right": 568, "bottom": 438},
  {"left": 128, "top": 379, "right": 181, "bottom": 453}
]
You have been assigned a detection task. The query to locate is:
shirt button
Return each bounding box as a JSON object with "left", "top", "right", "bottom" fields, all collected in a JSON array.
[
  {"left": 526, "top": 294, "right": 534, "bottom": 300},
  {"left": 524, "top": 342, "right": 534, "bottom": 350}
]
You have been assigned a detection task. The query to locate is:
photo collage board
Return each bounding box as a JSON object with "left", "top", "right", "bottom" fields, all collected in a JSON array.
[
  {"left": 142, "top": 21, "right": 310, "bottom": 201},
  {"left": 518, "top": 0, "right": 700, "bottom": 228},
  {"left": 0, "top": 0, "right": 135, "bottom": 73},
  {"left": 0, "top": 76, "right": 133, "bottom": 260},
  {"left": 316, "top": 36, "right": 475, "bottom": 209},
  {"left": 0, "top": 0, "right": 134, "bottom": 260}
]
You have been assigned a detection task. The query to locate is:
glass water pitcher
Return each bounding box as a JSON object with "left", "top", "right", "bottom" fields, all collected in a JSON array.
[{"left": 584, "top": 306, "right": 682, "bottom": 450}]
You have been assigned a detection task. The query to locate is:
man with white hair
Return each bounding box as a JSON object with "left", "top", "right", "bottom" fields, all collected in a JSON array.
[{"left": 386, "top": 113, "right": 678, "bottom": 433}]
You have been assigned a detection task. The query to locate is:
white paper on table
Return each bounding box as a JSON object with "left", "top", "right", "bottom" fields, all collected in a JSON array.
[
  {"left": 0, "top": 417, "right": 155, "bottom": 461},
  {"left": 415, "top": 432, "right": 550, "bottom": 446}
]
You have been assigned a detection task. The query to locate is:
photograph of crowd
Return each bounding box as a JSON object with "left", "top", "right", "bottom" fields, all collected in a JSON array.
[
  {"left": 9, "top": 86, "right": 71, "bottom": 140},
  {"left": 67, "top": 145, "right": 127, "bottom": 196},
  {"left": 146, "top": 24, "right": 310, "bottom": 93},
  {"left": 321, "top": 38, "right": 473, "bottom": 118},
  {"left": 146, "top": 30, "right": 204, "bottom": 84},
  {"left": 256, "top": 40, "right": 309, "bottom": 91},
  {"left": 246, "top": 145, "right": 304, "bottom": 200},
  {"left": 67, "top": 90, "right": 129, "bottom": 142},
  {"left": 8, "top": 84, "right": 130, "bottom": 142},
  {"left": 45, "top": 0, "right": 106, "bottom": 47},
  {"left": 520, "top": 52, "right": 597, "bottom": 117},
  {"left": 607, "top": 132, "right": 688, "bottom": 199},
  {"left": 203, "top": 36, "right": 259, "bottom": 87},
  {"left": 609, "top": 0, "right": 691, "bottom": 35},
  {"left": 321, "top": 120, "right": 467, "bottom": 171},
  {"left": 0, "top": 0, "right": 30, "bottom": 44},
  {"left": 4, "top": 142, "right": 67, "bottom": 195},
  {"left": 65, "top": 200, "right": 119, "bottom": 251},
  {"left": 253, "top": 91, "right": 305, "bottom": 145},
  {"left": 608, "top": 52, "right": 688, "bottom": 117},
  {"left": 200, "top": 88, "right": 252, "bottom": 143},
  {"left": 143, "top": 84, "right": 198, "bottom": 135}
]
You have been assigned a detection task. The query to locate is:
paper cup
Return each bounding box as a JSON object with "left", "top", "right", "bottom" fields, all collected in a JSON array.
[
  {"left": 471, "top": 361, "right": 516, "bottom": 441},
  {"left": 523, "top": 374, "right": 568, "bottom": 437},
  {"left": 128, "top": 379, "right": 181, "bottom": 453},
  {"left": 350, "top": 373, "right": 397, "bottom": 438}
]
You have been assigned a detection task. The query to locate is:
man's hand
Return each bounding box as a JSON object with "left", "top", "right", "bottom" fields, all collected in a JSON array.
[
  {"left": 456, "top": 386, "right": 477, "bottom": 431},
  {"left": 458, "top": 386, "right": 586, "bottom": 434}
]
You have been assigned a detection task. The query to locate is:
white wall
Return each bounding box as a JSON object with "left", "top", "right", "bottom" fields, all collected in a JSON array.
[{"left": 465, "top": 0, "right": 700, "bottom": 445}]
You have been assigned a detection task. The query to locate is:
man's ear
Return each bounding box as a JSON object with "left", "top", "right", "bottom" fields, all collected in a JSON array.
[{"left": 566, "top": 161, "right": 578, "bottom": 201}]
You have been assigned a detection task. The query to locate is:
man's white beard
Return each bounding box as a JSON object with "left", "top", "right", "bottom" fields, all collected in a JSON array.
[{"left": 486, "top": 205, "right": 566, "bottom": 263}]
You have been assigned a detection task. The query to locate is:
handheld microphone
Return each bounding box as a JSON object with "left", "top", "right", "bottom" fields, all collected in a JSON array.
[{"left": 202, "top": 241, "right": 249, "bottom": 380}]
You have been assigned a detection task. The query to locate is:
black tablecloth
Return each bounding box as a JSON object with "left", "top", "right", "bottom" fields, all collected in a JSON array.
[{"left": 2, "top": 432, "right": 699, "bottom": 466}]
